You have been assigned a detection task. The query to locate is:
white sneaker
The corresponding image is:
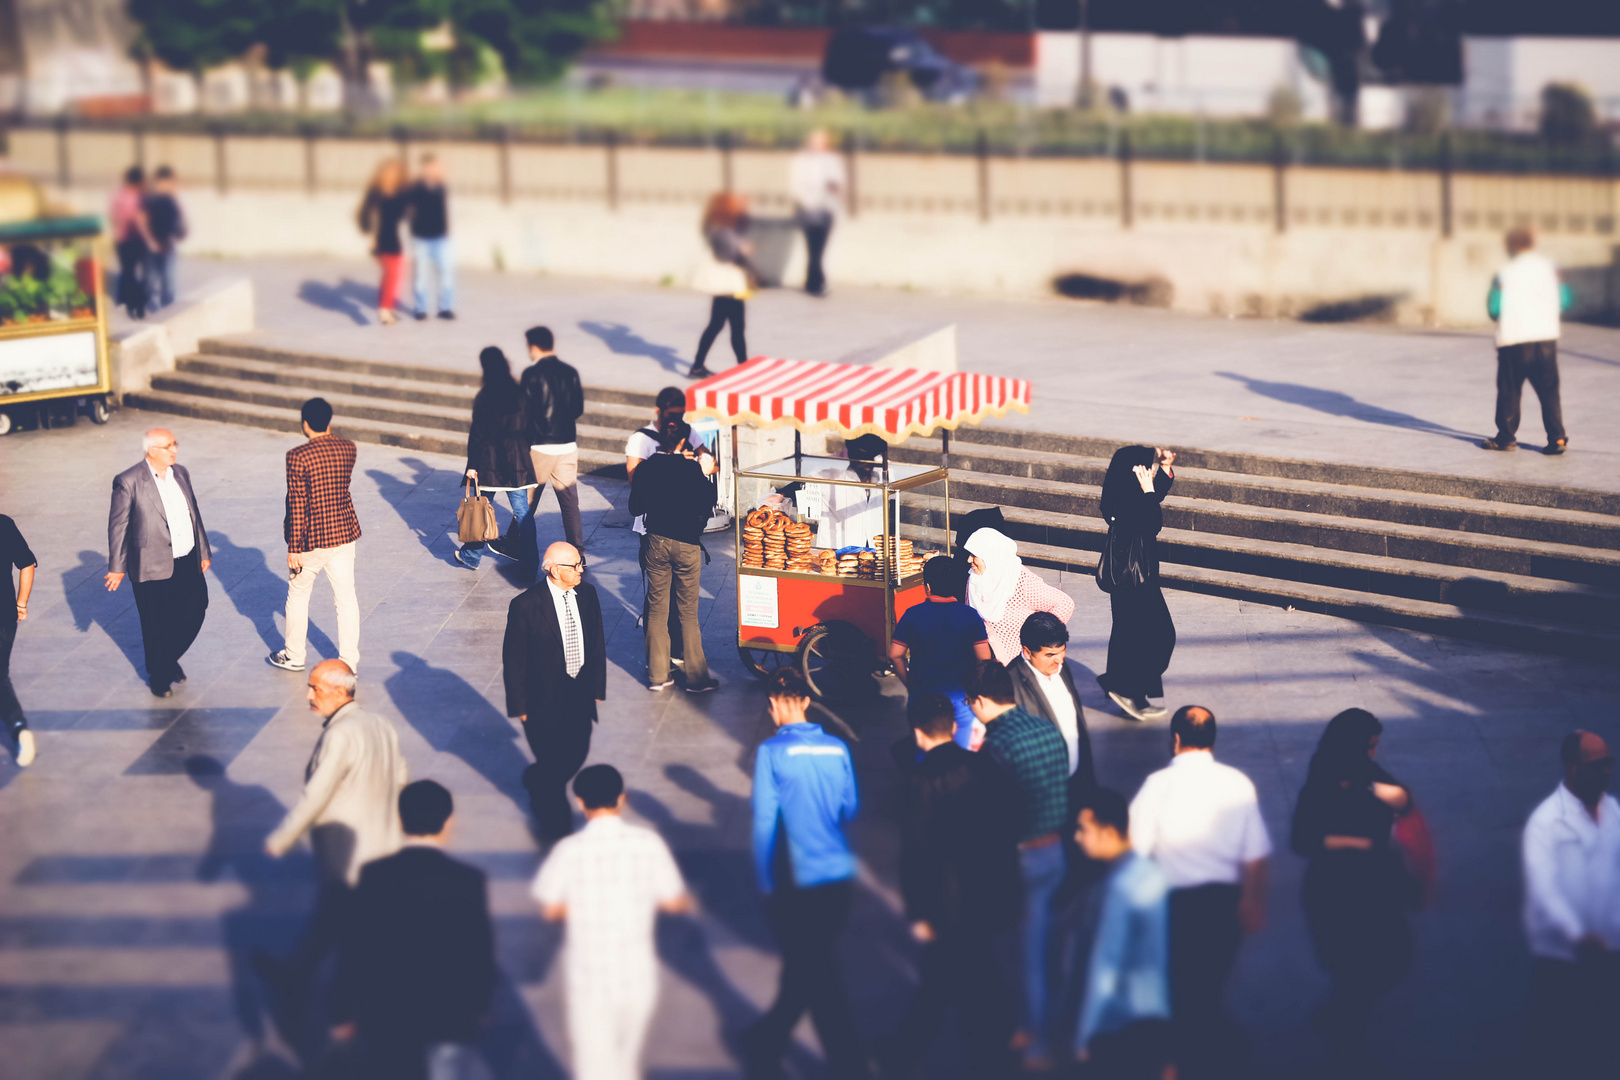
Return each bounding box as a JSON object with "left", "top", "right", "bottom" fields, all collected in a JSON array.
[
  {"left": 266, "top": 650, "right": 305, "bottom": 672},
  {"left": 1139, "top": 702, "right": 1170, "bottom": 721},
  {"left": 16, "top": 729, "right": 36, "bottom": 767}
]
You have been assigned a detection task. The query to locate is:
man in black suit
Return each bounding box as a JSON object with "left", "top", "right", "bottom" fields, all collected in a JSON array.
[
  {"left": 333, "top": 780, "right": 496, "bottom": 1080},
  {"left": 105, "top": 427, "right": 211, "bottom": 697},
  {"left": 1007, "top": 611, "right": 1097, "bottom": 815},
  {"left": 503, "top": 540, "right": 606, "bottom": 839}
]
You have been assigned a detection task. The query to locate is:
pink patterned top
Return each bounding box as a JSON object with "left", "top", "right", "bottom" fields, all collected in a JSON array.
[{"left": 978, "top": 568, "right": 1076, "bottom": 665}]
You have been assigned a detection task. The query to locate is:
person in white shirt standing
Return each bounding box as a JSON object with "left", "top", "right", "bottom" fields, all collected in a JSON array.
[
  {"left": 534, "top": 764, "right": 692, "bottom": 1080},
  {"left": 789, "top": 128, "right": 846, "bottom": 297},
  {"left": 1522, "top": 730, "right": 1620, "bottom": 1079},
  {"left": 1482, "top": 226, "right": 1571, "bottom": 455},
  {"left": 1128, "top": 705, "right": 1271, "bottom": 1078}
]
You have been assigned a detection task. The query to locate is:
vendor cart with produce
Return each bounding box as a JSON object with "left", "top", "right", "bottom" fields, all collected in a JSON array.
[
  {"left": 685, "top": 357, "right": 1030, "bottom": 701},
  {"left": 0, "top": 173, "right": 112, "bottom": 436}
]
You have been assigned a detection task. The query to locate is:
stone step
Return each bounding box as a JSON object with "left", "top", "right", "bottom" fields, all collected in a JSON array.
[
  {"left": 122, "top": 390, "right": 627, "bottom": 477},
  {"left": 942, "top": 467, "right": 1620, "bottom": 587},
  {"left": 1008, "top": 538, "right": 1620, "bottom": 663},
  {"left": 925, "top": 498, "right": 1620, "bottom": 629},
  {"left": 891, "top": 441, "right": 1620, "bottom": 549}
]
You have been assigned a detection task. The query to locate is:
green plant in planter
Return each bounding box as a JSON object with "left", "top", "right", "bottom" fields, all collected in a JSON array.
[
  {"left": 43, "top": 265, "right": 83, "bottom": 317},
  {"left": 0, "top": 276, "right": 30, "bottom": 324},
  {"left": 6, "top": 274, "right": 46, "bottom": 320}
]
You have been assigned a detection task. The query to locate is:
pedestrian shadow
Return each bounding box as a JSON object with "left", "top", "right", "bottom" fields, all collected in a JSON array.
[
  {"left": 577, "top": 320, "right": 687, "bottom": 375},
  {"left": 296, "top": 279, "right": 376, "bottom": 327},
  {"left": 384, "top": 650, "right": 530, "bottom": 814},
  {"left": 367, "top": 458, "right": 452, "bottom": 561},
  {"left": 187, "top": 755, "right": 313, "bottom": 1074},
  {"left": 1213, "top": 371, "right": 1480, "bottom": 443},
  {"left": 60, "top": 548, "right": 147, "bottom": 679},
  {"left": 208, "top": 531, "right": 335, "bottom": 658}
]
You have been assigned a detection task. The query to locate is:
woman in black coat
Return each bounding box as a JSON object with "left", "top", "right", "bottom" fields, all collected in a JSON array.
[
  {"left": 1095, "top": 444, "right": 1176, "bottom": 721},
  {"left": 1291, "top": 708, "right": 1414, "bottom": 1067},
  {"left": 457, "top": 347, "right": 538, "bottom": 571}
]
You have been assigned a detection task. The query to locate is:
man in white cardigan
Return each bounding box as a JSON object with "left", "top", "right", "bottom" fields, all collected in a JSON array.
[
  {"left": 1482, "top": 226, "right": 1571, "bottom": 455},
  {"left": 1522, "top": 729, "right": 1619, "bottom": 1077},
  {"left": 258, "top": 659, "right": 409, "bottom": 1029}
]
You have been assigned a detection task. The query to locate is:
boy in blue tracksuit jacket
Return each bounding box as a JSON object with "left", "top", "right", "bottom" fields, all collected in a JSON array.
[{"left": 743, "top": 668, "right": 870, "bottom": 1079}]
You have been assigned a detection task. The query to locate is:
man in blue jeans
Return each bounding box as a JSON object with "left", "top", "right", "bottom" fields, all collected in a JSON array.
[
  {"left": 890, "top": 555, "right": 991, "bottom": 749},
  {"left": 971, "top": 659, "right": 1071, "bottom": 1069},
  {"left": 407, "top": 155, "right": 455, "bottom": 320},
  {"left": 744, "top": 668, "right": 870, "bottom": 1079}
]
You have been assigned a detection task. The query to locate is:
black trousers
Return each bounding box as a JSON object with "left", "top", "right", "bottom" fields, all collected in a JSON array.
[
  {"left": 694, "top": 296, "right": 747, "bottom": 369},
  {"left": 286, "top": 878, "right": 353, "bottom": 1000},
  {"left": 116, "top": 238, "right": 150, "bottom": 317},
  {"left": 889, "top": 928, "right": 1016, "bottom": 1078},
  {"left": 1494, "top": 340, "right": 1566, "bottom": 444},
  {"left": 802, "top": 214, "right": 833, "bottom": 295},
  {"left": 521, "top": 703, "right": 593, "bottom": 839},
  {"left": 752, "top": 880, "right": 866, "bottom": 1075},
  {"left": 0, "top": 618, "right": 26, "bottom": 738},
  {"left": 1526, "top": 956, "right": 1620, "bottom": 1079},
  {"left": 1087, "top": 1018, "right": 1174, "bottom": 1080},
  {"left": 1098, "top": 584, "right": 1175, "bottom": 701},
  {"left": 1169, "top": 884, "right": 1245, "bottom": 1078},
  {"left": 130, "top": 549, "right": 208, "bottom": 689},
  {"left": 638, "top": 532, "right": 682, "bottom": 661}
]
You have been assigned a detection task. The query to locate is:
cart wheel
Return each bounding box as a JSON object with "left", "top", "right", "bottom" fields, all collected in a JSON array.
[
  {"left": 0, "top": 412, "right": 11, "bottom": 436},
  {"left": 89, "top": 397, "right": 111, "bottom": 424},
  {"left": 797, "top": 621, "right": 876, "bottom": 703},
  {"left": 738, "top": 646, "right": 795, "bottom": 680}
]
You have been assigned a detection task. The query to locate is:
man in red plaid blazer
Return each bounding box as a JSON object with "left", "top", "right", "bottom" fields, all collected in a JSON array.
[{"left": 269, "top": 398, "right": 362, "bottom": 674}]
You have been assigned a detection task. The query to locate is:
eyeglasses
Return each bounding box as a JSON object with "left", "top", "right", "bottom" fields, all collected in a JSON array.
[{"left": 554, "top": 560, "right": 584, "bottom": 572}]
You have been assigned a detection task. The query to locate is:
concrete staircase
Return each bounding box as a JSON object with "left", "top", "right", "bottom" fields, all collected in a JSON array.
[{"left": 127, "top": 340, "right": 1620, "bottom": 660}]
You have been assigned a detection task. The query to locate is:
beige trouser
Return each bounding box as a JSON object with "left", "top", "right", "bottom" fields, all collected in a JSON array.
[
  {"left": 283, "top": 540, "right": 360, "bottom": 672},
  {"left": 530, "top": 448, "right": 584, "bottom": 549}
]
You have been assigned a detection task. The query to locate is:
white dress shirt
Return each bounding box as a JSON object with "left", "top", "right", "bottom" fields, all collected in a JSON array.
[
  {"left": 148, "top": 463, "right": 195, "bottom": 559},
  {"left": 1523, "top": 784, "right": 1620, "bottom": 962},
  {"left": 790, "top": 149, "right": 846, "bottom": 217},
  {"left": 547, "top": 576, "right": 584, "bottom": 668},
  {"left": 1024, "top": 657, "right": 1080, "bottom": 776},
  {"left": 1129, "top": 751, "right": 1272, "bottom": 889}
]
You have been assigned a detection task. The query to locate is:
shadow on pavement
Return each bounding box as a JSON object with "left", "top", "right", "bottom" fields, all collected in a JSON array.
[
  {"left": 367, "top": 458, "right": 451, "bottom": 561},
  {"left": 384, "top": 650, "right": 530, "bottom": 814},
  {"left": 578, "top": 320, "right": 688, "bottom": 375},
  {"left": 297, "top": 279, "right": 376, "bottom": 326},
  {"left": 61, "top": 549, "right": 148, "bottom": 681},
  {"left": 208, "top": 531, "right": 336, "bottom": 657},
  {"left": 1213, "top": 371, "right": 1480, "bottom": 443}
]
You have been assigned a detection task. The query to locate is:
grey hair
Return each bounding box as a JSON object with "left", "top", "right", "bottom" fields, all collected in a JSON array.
[
  {"left": 142, "top": 430, "right": 171, "bottom": 452},
  {"left": 319, "top": 663, "right": 358, "bottom": 696}
]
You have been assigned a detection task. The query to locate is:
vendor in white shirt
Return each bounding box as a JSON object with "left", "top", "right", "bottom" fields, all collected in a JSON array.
[
  {"left": 1522, "top": 730, "right": 1620, "bottom": 1075},
  {"left": 807, "top": 434, "right": 887, "bottom": 551},
  {"left": 1128, "top": 706, "right": 1271, "bottom": 1073}
]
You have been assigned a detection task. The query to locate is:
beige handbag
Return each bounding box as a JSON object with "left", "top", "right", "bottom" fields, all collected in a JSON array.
[{"left": 457, "top": 479, "right": 501, "bottom": 543}]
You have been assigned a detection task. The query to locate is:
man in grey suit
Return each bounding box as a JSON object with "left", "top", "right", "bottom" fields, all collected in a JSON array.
[
  {"left": 105, "top": 428, "right": 211, "bottom": 697},
  {"left": 259, "top": 658, "right": 409, "bottom": 1034},
  {"left": 1008, "top": 611, "right": 1097, "bottom": 813}
]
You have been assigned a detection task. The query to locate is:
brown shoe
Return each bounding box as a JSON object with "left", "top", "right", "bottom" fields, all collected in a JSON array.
[{"left": 1480, "top": 437, "right": 1517, "bottom": 452}]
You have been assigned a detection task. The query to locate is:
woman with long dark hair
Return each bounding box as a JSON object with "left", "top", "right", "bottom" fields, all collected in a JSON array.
[
  {"left": 357, "top": 159, "right": 409, "bottom": 325},
  {"left": 1096, "top": 444, "right": 1176, "bottom": 721},
  {"left": 687, "top": 192, "right": 757, "bottom": 379},
  {"left": 1291, "top": 708, "right": 1414, "bottom": 1068},
  {"left": 457, "top": 347, "right": 538, "bottom": 570}
]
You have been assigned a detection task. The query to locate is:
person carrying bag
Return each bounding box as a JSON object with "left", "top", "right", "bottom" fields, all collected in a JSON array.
[{"left": 457, "top": 479, "right": 500, "bottom": 545}]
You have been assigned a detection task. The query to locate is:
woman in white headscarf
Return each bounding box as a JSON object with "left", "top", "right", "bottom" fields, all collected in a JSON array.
[{"left": 964, "top": 528, "right": 1075, "bottom": 665}]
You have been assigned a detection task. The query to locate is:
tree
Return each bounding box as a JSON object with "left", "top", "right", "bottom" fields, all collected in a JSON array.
[
  {"left": 454, "top": 0, "right": 616, "bottom": 84},
  {"left": 129, "top": 0, "right": 268, "bottom": 73},
  {"left": 1540, "top": 83, "right": 1597, "bottom": 144}
]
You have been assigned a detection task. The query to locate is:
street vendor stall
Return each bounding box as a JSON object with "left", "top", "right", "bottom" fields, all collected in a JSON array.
[
  {"left": 0, "top": 174, "right": 112, "bottom": 436},
  {"left": 686, "top": 357, "right": 1031, "bottom": 701}
]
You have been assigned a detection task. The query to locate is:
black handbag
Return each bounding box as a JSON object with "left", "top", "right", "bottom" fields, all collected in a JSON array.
[{"left": 1095, "top": 521, "right": 1154, "bottom": 593}]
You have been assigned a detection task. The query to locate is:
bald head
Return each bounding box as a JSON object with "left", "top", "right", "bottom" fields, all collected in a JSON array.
[
  {"left": 1562, "top": 730, "right": 1614, "bottom": 809},
  {"left": 306, "top": 659, "right": 357, "bottom": 718},
  {"left": 543, "top": 542, "right": 584, "bottom": 588},
  {"left": 143, "top": 429, "right": 178, "bottom": 473},
  {"left": 1172, "top": 705, "right": 1217, "bottom": 752}
]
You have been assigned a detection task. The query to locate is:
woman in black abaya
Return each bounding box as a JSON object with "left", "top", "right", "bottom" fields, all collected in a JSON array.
[{"left": 1096, "top": 444, "right": 1177, "bottom": 721}]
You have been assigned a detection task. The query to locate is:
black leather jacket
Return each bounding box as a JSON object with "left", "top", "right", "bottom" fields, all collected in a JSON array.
[{"left": 519, "top": 356, "right": 584, "bottom": 446}]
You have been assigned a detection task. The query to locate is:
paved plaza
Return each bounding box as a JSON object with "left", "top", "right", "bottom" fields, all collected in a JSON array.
[{"left": 1, "top": 390, "right": 1616, "bottom": 1078}]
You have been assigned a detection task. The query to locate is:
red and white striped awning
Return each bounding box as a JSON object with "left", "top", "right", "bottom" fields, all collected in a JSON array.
[{"left": 685, "top": 357, "right": 1031, "bottom": 442}]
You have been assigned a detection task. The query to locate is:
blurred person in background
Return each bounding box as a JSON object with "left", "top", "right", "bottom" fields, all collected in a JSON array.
[
  {"left": 1481, "top": 226, "right": 1571, "bottom": 455},
  {"left": 963, "top": 527, "right": 1075, "bottom": 666},
  {"left": 143, "top": 165, "right": 186, "bottom": 312},
  {"left": 1096, "top": 446, "right": 1177, "bottom": 722},
  {"left": 890, "top": 555, "right": 991, "bottom": 749},
  {"left": 743, "top": 668, "right": 868, "bottom": 1080},
  {"left": 109, "top": 165, "right": 155, "bottom": 319},
  {"left": 534, "top": 764, "right": 691, "bottom": 1080},
  {"left": 789, "top": 128, "right": 846, "bottom": 297},
  {"left": 1129, "top": 706, "right": 1270, "bottom": 1079},
  {"left": 1069, "top": 789, "right": 1174, "bottom": 1080},
  {"left": 358, "top": 159, "right": 409, "bottom": 325},
  {"left": 1522, "top": 730, "right": 1620, "bottom": 1078},
  {"left": 459, "top": 347, "right": 537, "bottom": 572},
  {"left": 334, "top": 780, "right": 495, "bottom": 1080},
  {"left": 520, "top": 326, "right": 586, "bottom": 553},
  {"left": 1290, "top": 709, "right": 1414, "bottom": 1072},
  {"left": 626, "top": 387, "right": 691, "bottom": 666},
  {"left": 408, "top": 154, "right": 455, "bottom": 321},
  {"left": 688, "top": 192, "right": 757, "bottom": 379},
  {"left": 0, "top": 514, "right": 36, "bottom": 766}
]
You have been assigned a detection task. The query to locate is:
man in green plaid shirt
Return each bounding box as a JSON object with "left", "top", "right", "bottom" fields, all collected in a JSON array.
[{"left": 970, "top": 660, "right": 1071, "bottom": 1069}]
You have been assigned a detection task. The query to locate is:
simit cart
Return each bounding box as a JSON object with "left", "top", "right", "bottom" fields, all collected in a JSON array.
[
  {"left": 0, "top": 173, "right": 112, "bottom": 436},
  {"left": 685, "top": 357, "right": 1031, "bottom": 701}
]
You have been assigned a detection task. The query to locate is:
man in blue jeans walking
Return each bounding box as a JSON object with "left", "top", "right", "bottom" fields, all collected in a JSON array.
[
  {"left": 971, "top": 659, "right": 1071, "bottom": 1069},
  {"left": 744, "top": 668, "right": 871, "bottom": 1079},
  {"left": 407, "top": 155, "right": 455, "bottom": 320}
]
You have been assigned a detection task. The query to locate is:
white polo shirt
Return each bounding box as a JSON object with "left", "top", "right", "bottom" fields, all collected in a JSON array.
[{"left": 1129, "top": 750, "right": 1272, "bottom": 889}]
